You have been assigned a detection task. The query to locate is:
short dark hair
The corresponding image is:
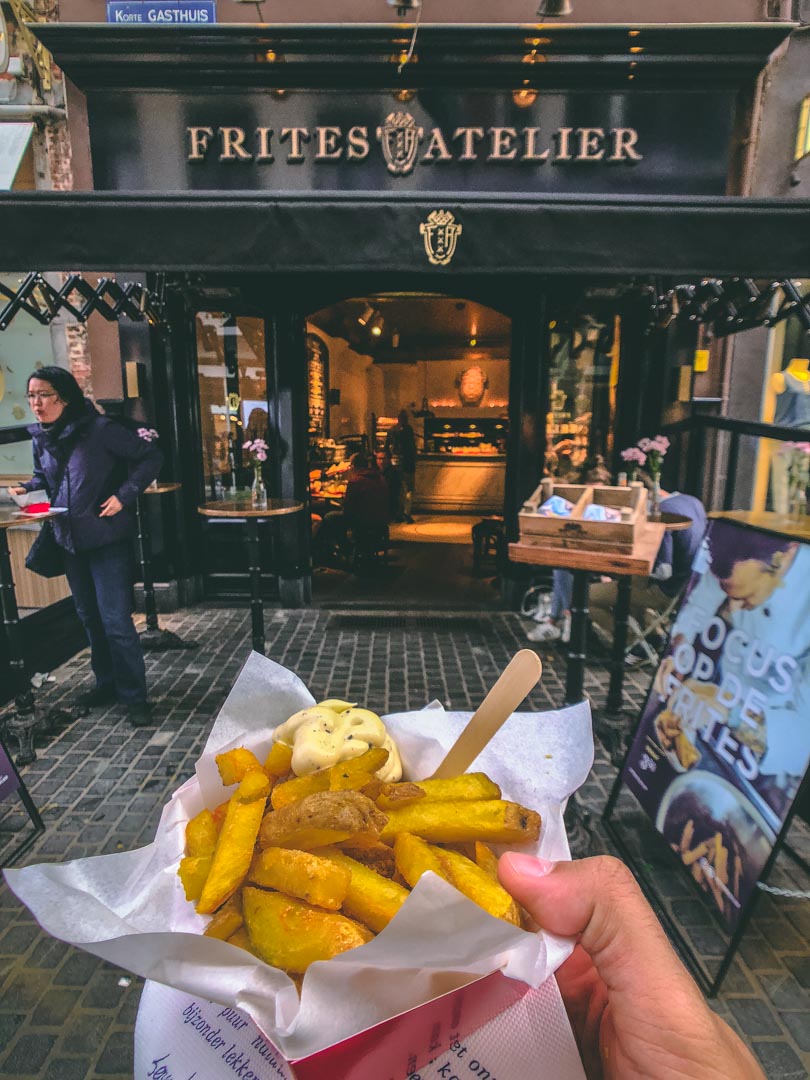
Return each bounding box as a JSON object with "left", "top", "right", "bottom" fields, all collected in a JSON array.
[
  {"left": 28, "top": 367, "right": 85, "bottom": 413},
  {"left": 708, "top": 526, "right": 795, "bottom": 582},
  {"left": 351, "top": 452, "right": 371, "bottom": 471}
]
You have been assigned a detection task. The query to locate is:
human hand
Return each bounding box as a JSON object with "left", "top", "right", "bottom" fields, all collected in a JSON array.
[
  {"left": 7, "top": 486, "right": 26, "bottom": 496},
  {"left": 99, "top": 495, "right": 123, "bottom": 517},
  {"left": 498, "top": 854, "right": 764, "bottom": 1080}
]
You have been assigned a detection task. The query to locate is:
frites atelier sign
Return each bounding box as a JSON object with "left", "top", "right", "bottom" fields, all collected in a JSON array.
[{"left": 186, "top": 111, "right": 643, "bottom": 174}]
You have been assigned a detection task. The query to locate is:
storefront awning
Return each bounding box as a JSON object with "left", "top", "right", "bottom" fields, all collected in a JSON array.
[
  {"left": 0, "top": 192, "right": 808, "bottom": 276},
  {"left": 0, "top": 122, "right": 33, "bottom": 190}
]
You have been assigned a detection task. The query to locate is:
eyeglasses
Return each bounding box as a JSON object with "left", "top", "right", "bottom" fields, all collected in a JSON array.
[{"left": 26, "top": 392, "right": 58, "bottom": 402}]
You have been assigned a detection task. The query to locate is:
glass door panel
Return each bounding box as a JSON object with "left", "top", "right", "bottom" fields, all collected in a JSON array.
[{"left": 195, "top": 313, "right": 267, "bottom": 497}]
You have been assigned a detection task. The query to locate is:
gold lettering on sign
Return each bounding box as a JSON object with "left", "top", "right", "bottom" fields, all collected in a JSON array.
[
  {"left": 188, "top": 126, "right": 215, "bottom": 161},
  {"left": 219, "top": 127, "right": 252, "bottom": 161},
  {"left": 575, "top": 127, "right": 605, "bottom": 161},
  {"left": 280, "top": 127, "right": 310, "bottom": 162},
  {"left": 256, "top": 127, "right": 274, "bottom": 162},
  {"left": 315, "top": 126, "right": 343, "bottom": 161},
  {"left": 521, "top": 127, "right": 549, "bottom": 162},
  {"left": 609, "top": 127, "right": 644, "bottom": 161},
  {"left": 347, "top": 126, "right": 370, "bottom": 160},
  {"left": 555, "top": 127, "right": 573, "bottom": 161},
  {"left": 422, "top": 128, "right": 453, "bottom": 162},
  {"left": 488, "top": 127, "right": 519, "bottom": 161},
  {"left": 452, "top": 127, "right": 485, "bottom": 161}
]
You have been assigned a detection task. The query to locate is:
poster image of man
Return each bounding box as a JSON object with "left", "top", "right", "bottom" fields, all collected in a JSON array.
[{"left": 622, "top": 520, "right": 810, "bottom": 928}]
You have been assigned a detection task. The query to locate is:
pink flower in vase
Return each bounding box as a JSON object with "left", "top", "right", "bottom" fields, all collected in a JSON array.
[{"left": 621, "top": 447, "right": 647, "bottom": 467}]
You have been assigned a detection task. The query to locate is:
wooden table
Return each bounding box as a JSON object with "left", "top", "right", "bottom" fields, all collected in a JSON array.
[
  {"left": 510, "top": 522, "right": 669, "bottom": 707},
  {"left": 198, "top": 499, "right": 303, "bottom": 653},
  {"left": 136, "top": 482, "right": 195, "bottom": 651}
]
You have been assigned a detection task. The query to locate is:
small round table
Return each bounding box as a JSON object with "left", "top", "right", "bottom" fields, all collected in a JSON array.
[
  {"left": 136, "top": 482, "right": 196, "bottom": 651},
  {"left": 197, "top": 499, "right": 303, "bottom": 653},
  {"left": 0, "top": 507, "right": 69, "bottom": 769}
]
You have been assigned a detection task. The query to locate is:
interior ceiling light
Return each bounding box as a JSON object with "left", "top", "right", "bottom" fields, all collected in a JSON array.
[
  {"left": 357, "top": 303, "right": 374, "bottom": 326},
  {"left": 536, "top": 0, "right": 572, "bottom": 17},
  {"left": 512, "top": 50, "right": 545, "bottom": 108},
  {"left": 369, "top": 312, "right": 385, "bottom": 337},
  {"left": 386, "top": 0, "right": 421, "bottom": 16},
  {"left": 391, "top": 328, "right": 400, "bottom": 348}
]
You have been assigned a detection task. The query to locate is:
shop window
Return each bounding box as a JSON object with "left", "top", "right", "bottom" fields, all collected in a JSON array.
[
  {"left": 194, "top": 313, "right": 267, "bottom": 497},
  {"left": 546, "top": 313, "right": 619, "bottom": 483},
  {"left": 795, "top": 95, "right": 810, "bottom": 163}
]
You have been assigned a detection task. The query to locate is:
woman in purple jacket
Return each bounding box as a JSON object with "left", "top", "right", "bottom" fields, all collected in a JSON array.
[{"left": 8, "top": 368, "right": 162, "bottom": 725}]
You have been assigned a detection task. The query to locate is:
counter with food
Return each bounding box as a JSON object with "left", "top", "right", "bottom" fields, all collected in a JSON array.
[{"left": 414, "top": 456, "right": 506, "bottom": 514}]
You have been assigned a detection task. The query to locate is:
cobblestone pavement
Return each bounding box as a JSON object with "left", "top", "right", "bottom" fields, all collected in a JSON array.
[{"left": 1, "top": 606, "right": 809, "bottom": 1079}]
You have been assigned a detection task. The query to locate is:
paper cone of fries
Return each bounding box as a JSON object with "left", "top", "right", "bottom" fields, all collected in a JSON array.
[{"left": 4, "top": 652, "right": 593, "bottom": 1073}]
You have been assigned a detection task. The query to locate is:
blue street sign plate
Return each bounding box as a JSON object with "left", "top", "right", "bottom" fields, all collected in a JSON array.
[{"left": 106, "top": 1, "right": 216, "bottom": 24}]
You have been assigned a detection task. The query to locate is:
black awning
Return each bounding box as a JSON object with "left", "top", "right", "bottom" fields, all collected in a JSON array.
[
  {"left": 34, "top": 22, "right": 792, "bottom": 93},
  {"left": 1, "top": 192, "right": 808, "bottom": 276}
]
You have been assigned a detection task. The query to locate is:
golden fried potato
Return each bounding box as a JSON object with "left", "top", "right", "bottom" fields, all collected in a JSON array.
[
  {"left": 270, "top": 769, "right": 331, "bottom": 811},
  {"left": 204, "top": 896, "right": 243, "bottom": 940},
  {"left": 197, "top": 771, "right": 271, "bottom": 915},
  {"left": 394, "top": 834, "right": 519, "bottom": 925},
  {"left": 312, "top": 848, "right": 409, "bottom": 932},
  {"left": 340, "top": 840, "right": 396, "bottom": 878},
  {"left": 216, "top": 747, "right": 267, "bottom": 786},
  {"left": 259, "top": 791, "right": 388, "bottom": 852},
  {"left": 374, "top": 782, "right": 426, "bottom": 812},
  {"left": 178, "top": 855, "right": 213, "bottom": 902},
  {"left": 226, "top": 926, "right": 254, "bottom": 954},
  {"left": 263, "top": 742, "right": 293, "bottom": 780},
  {"left": 328, "top": 748, "right": 389, "bottom": 791},
  {"left": 242, "top": 887, "right": 373, "bottom": 973},
  {"left": 380, "top": 799, "right": 540, "bottom": 845},
  {"left": 249, "top": 847, "right": 351, "bottom": 910},
  {"left": 185, "top": 808, "right": 218, "bottom": 857},
  {"left": 378, "top": 774, "right": 500, "bottom": 811}
]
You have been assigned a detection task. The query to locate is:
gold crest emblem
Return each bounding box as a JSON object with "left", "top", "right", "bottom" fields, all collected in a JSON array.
[
  {"left": 376, "top": 111, "right": 423, "bottom": 176},
  {"left": 419, "top": 210, "right": 463, "bottom": 267}
]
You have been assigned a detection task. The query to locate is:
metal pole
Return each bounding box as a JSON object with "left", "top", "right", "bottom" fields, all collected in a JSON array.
[
  {"left": 136, "top": 496, "right": 159, "bottom": 633},
  {"left": 723, "top": 431, "right": 741, "bottom": 512},
  {"left": 246, "top": 517, "right": 265, "bottom": 654},
  {"left": 0, "top": 529, "right": 37, "bottom": 765},
  {"left": 565, "top": 570, "right": 590, "bottom": 706}
]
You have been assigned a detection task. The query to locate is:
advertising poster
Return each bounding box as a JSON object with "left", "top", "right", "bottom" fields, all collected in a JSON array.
[
  {"left": 621, "top": 520, "right": 810, "bottom": 928},
  {"left": 0, "top": 741, "right": 20, "bottom": 805}
]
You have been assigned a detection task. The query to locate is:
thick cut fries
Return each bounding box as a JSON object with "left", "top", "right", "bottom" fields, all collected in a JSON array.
[
  {"left": 242, "top": 887, "right": 373, "bottom": 973},
  {"left": 312, "top": 848, "right": 409, "bottom": 932},
  {"left": 185, "top": 809, "right": 218, "bottom": 856},
  {"left": 178, "top": 855, "right": 213, "bottom": 902},
  {"left": 376, "top": 774, "right": 500, "bottom": 811},
  {"left": 263, "top": 741, "right": 293, "bottom": 779},
  {"left": 379, "top": 798, "right": 541, "bottom": 845},
  {"left": 249, "top": 847, "right": 351, "bottom": 910},
  {"left": 270, "top": 748, "right": 389, "bottom": 810},
  {"left": 260, "top": 790, "right": 388, "bottom": 851},
  {"left": 216, "top": 747, "right": 267, "bottom": 786},
  {"left": 197, "top": 771, "right": 271, "bottom": 915}
]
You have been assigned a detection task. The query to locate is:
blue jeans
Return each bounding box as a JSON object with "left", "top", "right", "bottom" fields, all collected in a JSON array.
[
  {"left": 63, "top": 540, "right": 147, "bottom": 705},
  {"left": 552, "top": 569, "right": 573, "bottom": 621}
]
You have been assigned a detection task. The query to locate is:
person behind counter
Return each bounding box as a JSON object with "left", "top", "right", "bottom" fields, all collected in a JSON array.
[
  {"left": 313, "top": 452, "right": 390, "bottom": 565},
  {"left": 7, "top": 367, "right": 162, "bottom": 725},
  {"left": 385, "top": 409, "right": 417, "bottom": 523},
  {"left": 375, "top": 448, "right": 401, "bottom": 524}
]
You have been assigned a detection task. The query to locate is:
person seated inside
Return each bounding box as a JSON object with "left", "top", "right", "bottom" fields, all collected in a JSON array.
[
  {"left": 313, "top": 452, "right": 390, "bottom": 565},
  {"left": 527, "top": 473, "right": 707, "bottom": 646},
  {"left": 375, "top": 448, "right": 401, "bottom": 524}
]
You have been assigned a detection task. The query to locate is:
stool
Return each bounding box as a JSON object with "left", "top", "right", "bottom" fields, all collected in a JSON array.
[
  {"left": 350, "top": 523, "right": 390, "bottom": 570},
  {"left": 472, "top": 517, "right": 505, "bottom": 576}
]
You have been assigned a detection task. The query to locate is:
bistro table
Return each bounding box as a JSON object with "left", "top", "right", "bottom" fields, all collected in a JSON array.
[
  {"left": 708, "top": 508, "right": 810, "bottom": 537},
  {"left": 0, "top": 506, "right": 71, "bottom": 768},
  {"left": 136, "top": 482, "right": 197, "bottom": 651},
  {"left": 197, "top": 498, "right": 304, "bottom": 653}
]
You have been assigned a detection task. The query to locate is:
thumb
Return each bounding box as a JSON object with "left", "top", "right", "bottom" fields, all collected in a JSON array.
[{"left": 498, "top": 853, "right": 702, "bottom": 1006}]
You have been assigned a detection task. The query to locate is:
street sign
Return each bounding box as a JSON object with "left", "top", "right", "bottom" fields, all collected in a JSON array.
[{"left": 106, "top": 1, "right": 216, "bottom": 24}]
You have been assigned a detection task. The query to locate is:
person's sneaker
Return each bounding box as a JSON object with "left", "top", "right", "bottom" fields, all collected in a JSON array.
[
  {"left": 126, "top": 702, "right": 155, "bottom": 727},
  {"left": 76, "top": 685, "right": 117, "bottom": 709},
  {"left": 559, "top": 613, "right": 572, "bottom": 644},
  {"left": 526, "top": 619, "right": 562, "bottom": 643}
]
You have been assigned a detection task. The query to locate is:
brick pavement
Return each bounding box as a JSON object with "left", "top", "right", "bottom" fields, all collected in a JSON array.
[{"left": 0, "top": 606, "right": 809, "bottom": 1079}]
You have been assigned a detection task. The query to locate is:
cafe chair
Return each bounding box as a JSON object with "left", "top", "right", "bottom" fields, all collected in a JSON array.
[
  {"left": 624, "top": 592, "right": 681, "bottom": 667},
  {"left": 349, "top": 523, "right": 390, "bottom": 571}
]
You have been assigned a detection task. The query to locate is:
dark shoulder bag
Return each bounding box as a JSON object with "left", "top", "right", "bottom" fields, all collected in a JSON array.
[{"left": 24, "top": 453, "right": 71, "bottom": 579}]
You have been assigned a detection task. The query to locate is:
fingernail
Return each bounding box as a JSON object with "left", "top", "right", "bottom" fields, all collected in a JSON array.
[{"left": 501, "top": 852, "right": 556, "bottom": 880}]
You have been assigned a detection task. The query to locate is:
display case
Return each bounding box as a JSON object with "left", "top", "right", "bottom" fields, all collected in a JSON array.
[{"left": 423, "top": 416, "right": 508, "bottom": 456}]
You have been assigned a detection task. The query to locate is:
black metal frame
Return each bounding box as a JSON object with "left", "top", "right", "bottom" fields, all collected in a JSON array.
[
  {"left": 0, "top": 733, "right": 45, "bottom": 867},
  {"left": 0, "top": 271, "right": 166, "bottom": 332}
]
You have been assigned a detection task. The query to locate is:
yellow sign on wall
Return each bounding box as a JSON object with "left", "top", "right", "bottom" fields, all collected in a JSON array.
[{"left": 694, "top": 349, "right": 710, "bottom": 374}]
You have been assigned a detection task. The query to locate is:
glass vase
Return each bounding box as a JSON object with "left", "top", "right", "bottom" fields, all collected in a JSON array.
[
  {"left": 649, "top": 476, "right": 662, "bottom": 519},
  {"left": 251, "top": 464, "right": 267, "bottom": 510}
]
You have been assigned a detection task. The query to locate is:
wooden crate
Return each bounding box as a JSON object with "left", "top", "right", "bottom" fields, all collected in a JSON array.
[{"left": 518, "top": 483, "right": 648, "bottom": 554}]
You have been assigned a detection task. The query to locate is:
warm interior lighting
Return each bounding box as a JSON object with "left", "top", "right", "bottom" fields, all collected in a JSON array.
[
  {"left": 358, "top": 303, "right": 374, "bottom": 326},
  {"left": 629, "top": 46, "right": 644, "bottom": 54},
  {"left": 369, "top": 312, "right": 385, "bottom": 337}
]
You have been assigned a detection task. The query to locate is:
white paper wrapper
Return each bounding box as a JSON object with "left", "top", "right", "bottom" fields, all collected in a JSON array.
[
  {"left": 4, "top": 651, "right": 594, "bottom": 1061},
  {"left": 9, "top": 489, "right": 48, "bottom": 507}
]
